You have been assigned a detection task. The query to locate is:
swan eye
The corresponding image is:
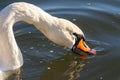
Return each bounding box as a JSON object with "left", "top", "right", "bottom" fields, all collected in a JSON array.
[{"left": 72, "top": 33, "right": 85, "bottom": 45}]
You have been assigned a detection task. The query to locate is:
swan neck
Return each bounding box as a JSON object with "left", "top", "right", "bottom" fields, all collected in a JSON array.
[{"left": 0, "top": 2, "right": 58, "bottom": 71}]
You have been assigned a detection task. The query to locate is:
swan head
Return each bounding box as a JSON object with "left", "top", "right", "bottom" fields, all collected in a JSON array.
[
  {"left": 71, "top": 33, "right": 96, "bottom": 56},
  {"left": 51, "top": 18, "right": 96, "bottom": 56}
]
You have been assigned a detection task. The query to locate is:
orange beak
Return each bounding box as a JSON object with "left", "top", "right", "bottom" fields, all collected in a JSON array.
[{"left": 77, "top": 39, "right": 96, "bottom": 55}]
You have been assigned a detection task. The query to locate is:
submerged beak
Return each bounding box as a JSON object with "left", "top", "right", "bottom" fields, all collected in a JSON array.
[{"left": 77, "top": 39, "right": 96, "bottom": 55}]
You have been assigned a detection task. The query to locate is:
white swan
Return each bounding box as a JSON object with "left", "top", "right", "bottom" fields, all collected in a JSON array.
[{"left": 0, "top": 2, "right": 96, "bottom": 79}]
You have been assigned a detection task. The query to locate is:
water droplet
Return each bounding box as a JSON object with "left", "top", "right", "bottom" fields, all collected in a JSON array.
[
  {"left": 112, "top": 21, "right": 115, "bottom": 24},
  {"left": 30, "top": 47, "right": 34, "bottom": 49},
  {"left": 26, "top": 58, "right": 31, "bottom": 61},
  {"left": 100, "top": 76, "right": 103, "bottom": 80},
  {"left": 23, "top": 50, "right": 26, "bottom": 53},
  {"left": 50, "top": 50, "right": 54, "bottom": 53},
  {"left": 36, "top": 50, "right": 39, "bottom": 53},
  {"left": 61, "top": 59, "right": 65, "bottom": 61},
  {"left": 28, "top": 32, "right": 32, "bottom": 34},
  {"left": 40, "top": 61, "right": 43, "bottom": 63},
  {"left": 47, "top": 67, "right": 51, "bottom": 70},
  {"left": 72, "top": 18, "right": 76, "bottom": 21},
  {"left": 52, "top": 44, "right": 56, "bottom": 46},
  {"left": 87, "top": 3, "right": 92, "bottom": 6}
]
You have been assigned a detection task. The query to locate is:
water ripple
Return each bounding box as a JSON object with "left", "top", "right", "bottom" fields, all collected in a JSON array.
[{"left": 87, "top": 40, "right": 112, "bottom": 55}]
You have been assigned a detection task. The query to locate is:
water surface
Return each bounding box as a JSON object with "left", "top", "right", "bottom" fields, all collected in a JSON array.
[{"left": 0, "top": 0, "right": 120, "bottom": 80}]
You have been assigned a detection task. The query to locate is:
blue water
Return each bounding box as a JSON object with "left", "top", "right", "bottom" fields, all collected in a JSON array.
[{"left": 0, "top": 0, "right": 120, "bottom": 80}]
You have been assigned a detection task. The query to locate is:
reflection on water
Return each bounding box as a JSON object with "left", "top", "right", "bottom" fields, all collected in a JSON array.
[
  {"left": 40, "top": 52, "right": 85, "bottom": 80},
  {"left": 4, "top": 69, "right": 21, "bottom": 80},
  {"left": 0, "top": 0, "right": 120, "bottom": 80},
  {"left": 6, "top": 52, "right": 86, "bottom": 80}
]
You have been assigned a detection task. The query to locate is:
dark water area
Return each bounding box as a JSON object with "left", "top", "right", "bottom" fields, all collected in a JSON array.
[{"left": 0, "top": 0, "right": 120, "bottom": 80}]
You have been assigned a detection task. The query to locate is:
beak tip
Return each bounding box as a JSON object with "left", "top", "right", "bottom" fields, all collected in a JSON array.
[{"left": 88, "top": 49, "right": 96, "bottom": 55}]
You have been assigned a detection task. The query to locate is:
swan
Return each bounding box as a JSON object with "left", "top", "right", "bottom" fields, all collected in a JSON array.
[{"left": 0, "top": 2, "right": 96, "bottom": 79}]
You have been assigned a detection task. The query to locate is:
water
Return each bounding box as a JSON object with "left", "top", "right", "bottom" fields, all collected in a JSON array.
[{"left": 0, "top": 0, "right": 120, "bottom": 80}]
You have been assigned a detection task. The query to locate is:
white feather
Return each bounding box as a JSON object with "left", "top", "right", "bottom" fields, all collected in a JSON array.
[{"left": 0, "top": 2, "right": 84, "bottom": 79}]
